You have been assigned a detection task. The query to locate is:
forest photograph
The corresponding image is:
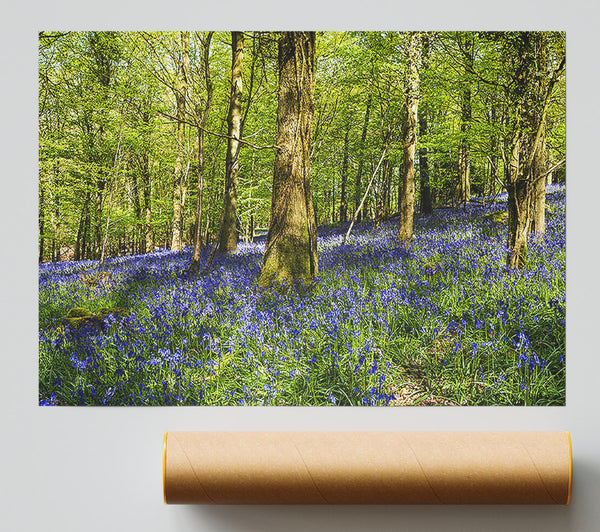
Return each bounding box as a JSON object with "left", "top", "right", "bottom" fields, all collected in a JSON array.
[{"left": 38, "top": 30, "right": 566, "bottom": 406}]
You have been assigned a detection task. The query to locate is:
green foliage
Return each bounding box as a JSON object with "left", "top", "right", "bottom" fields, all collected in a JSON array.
[{"left": 39, "top": 31, "right": 565, "bottom": 262}]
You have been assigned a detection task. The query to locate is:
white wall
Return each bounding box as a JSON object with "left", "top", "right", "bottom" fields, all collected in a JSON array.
[{"left": 3, "top": 1, "right": 599, "bottom": 530}]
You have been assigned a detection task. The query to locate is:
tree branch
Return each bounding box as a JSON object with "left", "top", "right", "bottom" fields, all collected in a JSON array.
[{"left": 157, "top": 110, "right": 280, "bottom": 150}]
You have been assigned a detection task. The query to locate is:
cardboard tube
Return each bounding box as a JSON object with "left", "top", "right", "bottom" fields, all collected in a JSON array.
[{"left": 163, "top": 431, "right": 572, "bottom": 505}]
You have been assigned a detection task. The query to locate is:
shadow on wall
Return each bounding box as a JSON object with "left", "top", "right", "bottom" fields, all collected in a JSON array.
[{"left": 177, "top": 503, "right": 574, "bottom": 532}]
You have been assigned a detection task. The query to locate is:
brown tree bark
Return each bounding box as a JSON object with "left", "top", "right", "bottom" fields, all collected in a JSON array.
[
  {"left": 382, "top": 158, "right": 391, "bottom": 219},
  {"left": 191, "top": 32, "right": 214, "bottom": 272},
  {"left": 419, "top": 33, "right": 432, "bottom": 215},
  {"left": 141, "top": 150, "right": 153, "bottom": 253},
  {"left": 354, "top": 92, "right": 372, "bottom": 222},
  {"left": 530, "top": 118, "right": 547, "bottom": 236},
  {"left": 488, "top": 105, "right": 499, "bottom": 197},
  {"left": 456, "top": 33, "right": 473, "bottom": 208},
  {"left": 258, "top": 32, "right": 318, "bottom": 289},
  {"left": 339, "top": 127, "right": 350, "bottom": 222},
  {"left": 171, "top": 31, "right": 190, "bottom": 252},
  {"left": 505, "top": 32, "right": 564, "bottom": 268},
  {"left": 75, "top": 191, "right": 91, "bottom": 261},
  {"left": 39, "top": 175, "right": 45, "bottom": 262},
  {"left": 530, "top": 34, "right": 549, "bottom": 237},
  {"left": 398, "top": 32, "right": 420, "bottom": 242},
  {"left": 219, "top": 31, "right": 244, "bottom": 254},
  {"left": 506, "top": 133, "right": 532, "bottom": 269}
]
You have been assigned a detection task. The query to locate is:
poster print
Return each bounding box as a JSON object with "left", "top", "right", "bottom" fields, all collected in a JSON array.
[{"left": 38, "top": 31, "right": 566, "bottom": 406}]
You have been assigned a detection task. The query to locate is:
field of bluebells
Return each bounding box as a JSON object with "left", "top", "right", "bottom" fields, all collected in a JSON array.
[{"left": 39, "top": 184, "right": 566, "bottom": 406}]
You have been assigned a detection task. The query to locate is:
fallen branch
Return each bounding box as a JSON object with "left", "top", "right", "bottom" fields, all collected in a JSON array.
[{"left": 343, "top": 146, "right": 388, "bottom": 245}]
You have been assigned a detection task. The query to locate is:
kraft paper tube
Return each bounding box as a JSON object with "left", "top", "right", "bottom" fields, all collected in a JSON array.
[{"left": 163, "top": 431, "right": 572, "bottom": 505}]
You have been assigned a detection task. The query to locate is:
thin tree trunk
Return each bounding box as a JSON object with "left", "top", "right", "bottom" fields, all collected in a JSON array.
[
  {"left": 398, "top": 32, "right": 420, "bottom": 242},
  {"left": 100, "top": 131, "right": 123, "bottom": 265},
  {"left": 190, "top": 126, "right": 207, "bottom": 269},
  {"left": 219, "top": 31, "right": 244, "bottom": 254},
  {"left": 530, "top": 34, "right": 549, "bottom": 236},
  {"left": 131, "top": 171, "right": 142, "bottom": 252},
  {"left": 456, "top": 32, "right": 473, "bottom": 208},
  {"left": 489, "top": 106, "right": 499, "bottom": 198},
  {"left": 75, "top": 192, "right": 91, "bottom": 261},
  {"left": 191, "top": 32, "right": 214, "bottom": 272},
  {"left": 383, "top": 158, "right": 391, "bottom": 219},
  {"left": 171, "top": 31, "right": 190, "bottom": 252},
  {"left": 39, "top": 174, "right": 45, "bottom": 262},
  {"left": 339, "top": 127, "right": 350, "bottom": 222},
  {"left": 354, "top": 92, "right": 372, "bottom": 222},
  {"left": 51, "top": 161, "right": 60, "bottom": 260},
  {"left": 141, "top": 152, "right": 153, "bottom": 253},
  {"left": 530, "top": 118, "right": 547, "bottom": 235},
  {"left": 419, "top": 33, "right": 432, "bottom": 214},
  {"left": 258, "top": 32, "right": 317, "bottom": 289}
]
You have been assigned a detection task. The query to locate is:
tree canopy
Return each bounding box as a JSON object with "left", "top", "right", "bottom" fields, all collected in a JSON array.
[{"left": 39, "top": 31, "right": 565, "bottom": 271}]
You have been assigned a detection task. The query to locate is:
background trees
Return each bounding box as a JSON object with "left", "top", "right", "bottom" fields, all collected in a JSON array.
[{"left": 39, "top": 31, "right": 565, "bottom": 272}]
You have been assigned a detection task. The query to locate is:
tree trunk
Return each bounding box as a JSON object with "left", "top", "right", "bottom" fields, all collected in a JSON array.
[
  {"left": 219, "top": 31, "right": 244, "bottom": 254},
  {"left": 258, "top": 32, "right": 318, "bottom": 289},
  {"left": 354, "top": 92, "right": 372, "bottom": 222},
  {"left": 505, "top": 32, "right": 563, "bottom": 268},
  {"left": 488, "top": 105, "right": 499, "bottom": 197},
  {"left": 382, "top": 158, "right": 391, "bottom": 219},
  {"left": 339, "top": 127, "right": 349, "bottom": 222},
  {"left": 506, "top": 134, "right": 532, "bottom": 269},
  {"left": 191, "top": 127, "right": 207, "bottom": 268},
  {"left": 75, "top": 192, "right": 91, "bottom": 261},
  {"left": 191, "top": 32, "right": 214, "bottom": 272},
  {"left": 131, "top": 170, "right": 142, "bottom": 250},
  {"left": 546, "top": 149, "right": 554, "bottom": 185},
  {"left": 398, "top": 32, "right": 420, "bottom": 242},
  {"left": 456, "top": 33, "right": 473, "bottom": 208},
  {"left": 530, "top": 118, "right": 547, "bottom": 235},
  {"left": 530, "top": 34, "right": 549, "bottom": 236},
  {"left": 171, "top": 31, "right": 190, "bottom": 252},
  {"left": 418, "top": 34, "right": 432, "bottom": 215},
  {"left": 39, "top": 175, "right": 45, "bottom": 262},
  {"left": 141, "top": 151, "right": 153, "bottom": 253}
]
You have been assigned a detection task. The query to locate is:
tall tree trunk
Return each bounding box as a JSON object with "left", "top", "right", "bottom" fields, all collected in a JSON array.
[
  {"left": 191, "top": 32, "right": 214, "bottom": 272},
  {"left": 418, "top": 34, "right": 432, "bottom": 215},
  {"left": 131, "top": 171, "right": 142, "bottom": 251},
  {"left": 398, "top": 32, "right": 420, "bottom": 242},
  {"left": 39, "top": 175, "right": 45, "bottom": 262},
  {"left": 488, "top": 105, "right": 499, "bottom": 197},
  {"left": 52, "top": 194, "right": 60, "bottom": 261},
  {"left": 456, "top": 32, "right": 473, "bottom": 208},
  {"left": 354, "top": 92, "right": 372, "bottom": 222},
  {"left": 530, "top": 118, "right": 547, "bottom": 235},
  {"left": 546, "top": 149, "right": 554, "bottom": 185},
  {"left": 530, "top": 34, "right": 549, "bottom": 236},
  {"left": 171, "top": 31, "right": 190, "bottom": 252},
  {"left": 75, "top": 192, "right": 90, "bottom": 261},
  {"left": 506, "top": 133, "right": 532, "bottom": 269},
  {"left": 141, "top": 151, "right": 153, "bottom": 253},
  {"left": 219, "top": 31, "right": 244, "bottom": 254},
  {"left": 258, "top": 32, "right": 317, "bottom": 289},
  {"left": 137, "top": 105, "right": 154, "bottom": 254},
  {"left": 505, "top": 32, "right": 563, "bottom": 268},
  {"left": 191, "top": 128, "right": 207, "bottom": 267},
  {"left": 382, "top": 158, "right": 391, "bottom": 219},
  {"left": 339, "top": 127, "right": 349, "bottom": 222}
]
